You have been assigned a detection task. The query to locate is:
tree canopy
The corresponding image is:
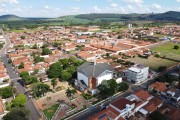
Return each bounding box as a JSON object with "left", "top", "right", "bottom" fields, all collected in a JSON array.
[
  {"left": 0, "top": 86, "right": 13, "bottom": 98},
  {"left": 42, "top": 47, "right": 52, "bottom": 55},
  {"left": 98, "top": 79, "right": 117, "bottom": 98},
  {"left": 48, "top": 62, "right": 63, "bottom": 78},
  {"left": 11, "top": 94, "right": 27, "bottom": 108},
  {"left": 117, "top": 82, "right": 129, "bottom": 92},
  {"left": 31, "top": 82, "right": 50, "bottom": 97},
  {"left": 3, "top": 108, "right": 30, "bottom": 120}
]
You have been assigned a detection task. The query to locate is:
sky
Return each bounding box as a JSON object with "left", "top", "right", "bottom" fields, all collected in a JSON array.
[{"left": 0, "top": 0, "right": 180, "bottom": 17}]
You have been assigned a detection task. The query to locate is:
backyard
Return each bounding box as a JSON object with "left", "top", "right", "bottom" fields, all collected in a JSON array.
[
  {"left": 151, "top": 42, "right": 180, "bottom": 61},
  {"left": 129, "top": 56, "right": 178, "bottom": 71}
]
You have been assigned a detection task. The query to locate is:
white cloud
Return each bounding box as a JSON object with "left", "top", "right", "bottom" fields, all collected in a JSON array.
[
  {"left": 110, "top": 3, "right": 118, "bottom": 8},
  {"left": 122, "top": 0, "right": 143, "bottom": 4},
  {"left": 176, "top": 0, "right": 180, "bottom": 2},
  {"left": 71, "top": 7, "right": 80, "bottom": 13},
  {"left": 44, "top": 5, "right": 49, "bottom": 9},
  {"left": 0, "top": 0, "right": 19, "bottom": 4},
  {"left": 152, "top": 3, "right": 161, "bottom": 10},
  {"left": 91, "top": 5, "right": 101, "bottom": 13}
]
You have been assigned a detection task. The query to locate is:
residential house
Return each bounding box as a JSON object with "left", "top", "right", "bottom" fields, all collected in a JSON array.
[
  {"left": 125, "top": 64, "right": 149, "bottom": 84},
  {"left": 148, "top": 82, "right": 168, "bottom": 95}
]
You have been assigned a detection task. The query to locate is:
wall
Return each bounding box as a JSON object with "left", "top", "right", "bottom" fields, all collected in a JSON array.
[{"left": 77, "top": 72, "right": 89, "bottom": 86}]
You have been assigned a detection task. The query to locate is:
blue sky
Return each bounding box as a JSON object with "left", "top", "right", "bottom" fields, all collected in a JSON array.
[{"left": 0, "top": 0, "right": 180, "bottom": 17}]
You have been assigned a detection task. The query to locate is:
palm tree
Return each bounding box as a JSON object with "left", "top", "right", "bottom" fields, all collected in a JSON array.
[
  {"left": 66, "top": 88, "right": 72, "bottom": 98},
  {"left": 51, "top": 79, "right": 57, "bottom": 89}
]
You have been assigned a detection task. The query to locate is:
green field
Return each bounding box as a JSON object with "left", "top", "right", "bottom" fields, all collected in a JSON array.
[
  {"left": 43, "top": 104, "right": 59, "bottom": 120},
  {"left": 129, "top": 56, "right": 178, "bottom": 71},
  {"left": 151, "top": 42, "right": 180, "bottom": 61}
]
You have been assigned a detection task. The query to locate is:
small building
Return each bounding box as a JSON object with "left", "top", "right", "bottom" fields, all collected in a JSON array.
[
  {"left": 76, "top": 62, "right": 113, "bottom": 95},
  {"left": 125, "top": 64, "right": 149, "bottom": 84}
]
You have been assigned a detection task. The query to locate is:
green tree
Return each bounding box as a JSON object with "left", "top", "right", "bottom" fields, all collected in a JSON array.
[
  {"left": 3, "top": 108, "right": 30, "bottom": 120},
  {"left": 67, "top": 66, "right": 76, "bottom": 75},
  {"left": 61, "top": 71, "right": 72, "bottom": 81},
  {"left": 31, "top": 82, "right": 50, "bottom": 97},
  {"left": 11, "top": 94, "right": 27, "bottom": 108},
  {"left": 117, "top": 82, "right": 129, "bottom": 92},
  {"left": 20, "top": 71, "right": 29, "bottom": 78},
  {"left": 20, "top": 36, "right": 25, "bottom": 39},
  {"left": 98, "top": 79, "right": 117, "bottom": 98},
  {"left": 51, "top": 79, "right": 57, "bottom": 89},
  {"left": 32, "top": 44, "right": 38, "bottom": 49},
  {"left": 0, "top": 86, "right": 13, "bottom": 98},
  {"left": 66, "top": 88, "right": 76, "bottom": 98},
  {"left": 42, "top": 48, "right": 52, "bottom": 55},
  {"left": 48, "top": 62, "right": 63, "bottom": 78},
  {"left": 53, "top": 42, "right": 59, "bottom": 47},
  {"left": 59, "top": 58, "right": 69, "bottom": 69},
  {"left": 33, "top": 55, "right": 44, "bottom": 63},
  {"left": 174, "top": 45, "right": 179, "bottom": 50},
  {"left": 149, "top": 110, "right": 167, "bottom": 120},
  {"left": 18, "top": 62, "right": 24, "bottom": 69}
]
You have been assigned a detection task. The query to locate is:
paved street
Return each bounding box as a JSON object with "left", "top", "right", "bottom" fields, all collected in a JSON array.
[{"left": 0, "top": 29, "right": 41, "bottom": 120}]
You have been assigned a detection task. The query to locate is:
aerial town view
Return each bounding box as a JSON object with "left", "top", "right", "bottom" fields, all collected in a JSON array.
[{"left": 0, "top": 0, "right": 180, "bottom": 120}]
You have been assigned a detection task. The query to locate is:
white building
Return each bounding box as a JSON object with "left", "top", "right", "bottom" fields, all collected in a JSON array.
[
  {"left": 125, "top": 64, "right": 149, "bottom": 84},
  {"left": 76, "top": 62, "right": 113, "bottom": 95}
]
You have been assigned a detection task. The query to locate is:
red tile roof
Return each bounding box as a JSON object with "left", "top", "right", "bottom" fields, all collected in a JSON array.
[{"left": 111, "top": 98, "right": 134, "bottom": 110}]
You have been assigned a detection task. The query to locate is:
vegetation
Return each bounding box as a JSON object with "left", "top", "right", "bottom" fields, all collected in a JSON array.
[
  {"left": 31, "top": 82, "right": 50, "bottom": 98},
  {"left": 98, "top": 79, "right": 117, "bottom": 98},
  {"left": 11, "top": 94, "right": 27, "bottom": 108},
  {"left": 82, "top": 93, "right": 93, "bottom": 100},
  {"left": 129, "top": 56, "right": 178, "bottom": 71},
  {"left": 43, "top": 104, "right": 59, "bottom": 120},
  {"left": 174, "top": 45, "right": 179, "bottom": 50},
  {"left": 151, "top": 42, "right": 180, "bottom": 61},
  {"left": 33, "top": 55, "right": 44, "bottom": 63},
  {"left": 155, "top": 74, "right": 178, "bottom": 84},
  {"left": 149, "top": 110, "right": 167, "bottom": 120},
  {"left": 66, "top": 88, "right": 76, "bottom": 98},
  {"left": 48, "top": 57, "right": 84, "bottom": 81},
  {"left": 117, "top": 82, "right": 129, "bottom": 92},
  {"left": 3, "top": 108, "right": 30, "bottom": 120},
  {"left": 0, "top": 86, "right": 13, "bottom": 98},
  {"left": 20, "top": 71, "right": 38, "bottom": 85},
  {"left": 42, "top": 47, "right": 52, "bottom": 55},
  {"left": 18, "top": 62, "right": 24, "bottom": 69},
  {"left": 51, "top": 79, "right": 57, "bottom": 89}
]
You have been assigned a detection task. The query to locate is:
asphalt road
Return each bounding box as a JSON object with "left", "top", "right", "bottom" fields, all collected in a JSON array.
[{"left": 0, "top": 29, "right": 41, "bottom": 120}]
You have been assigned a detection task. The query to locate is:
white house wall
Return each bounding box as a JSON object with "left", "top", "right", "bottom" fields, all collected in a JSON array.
[
  {"left": 77, "top": 72, "right": 89, "bottom": 86},
  {"left": 97, "top": 71, "right": 113, "bottom": 85}
]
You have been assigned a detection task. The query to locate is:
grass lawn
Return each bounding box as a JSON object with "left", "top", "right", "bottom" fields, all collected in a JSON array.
[
  {"left": 43, "top": 104, "right": 59, "bottom": 120},
  {"left": 129, "top": 56, "right": 178, "bottom": 71},
  {"left": 151, "top": 42, "right": 180, "bottom": 60}
]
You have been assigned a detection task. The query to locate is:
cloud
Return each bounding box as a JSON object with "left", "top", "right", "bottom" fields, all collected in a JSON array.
[
  {"left": 110, "top": 3, "right": 118, "bottom": 8},
  {"left": 122, "top": 0, "right": 143, "bottom": 4},
  {"left": 71, "top": 7, "right": 80, "bottom": 13},
  {"left": 176, "top": 0, "right": 180, "bottom": 2},
  {"left": 44, "top": 5, "right": 49, "bottom": 9},
  {"left": 152, "top": 3, "right": 161, "bottom": 10},
  {"left": 0, "top": 0, "right": 19, "bottom": 4},
  {"left": 91, "top": 5, "right": 101, "bottom": 13}
]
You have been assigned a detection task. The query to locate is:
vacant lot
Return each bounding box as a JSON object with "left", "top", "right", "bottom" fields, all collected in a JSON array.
[
  {"left": 129, "top": 56, "right": 178, "bottom": 71},
  {"left": 151, "top": 42, "right": 180, "bottom": 61}
]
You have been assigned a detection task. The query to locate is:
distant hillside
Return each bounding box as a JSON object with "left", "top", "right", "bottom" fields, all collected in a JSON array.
[
  {"left": 0, "top": 11, "right": 179, "bottom": 22},
  {"left": 74, "top": 11, "right": 180, "bottom": 22},
  {"left": 0, "top": 14, "right": 26, "bottom": 21}
]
